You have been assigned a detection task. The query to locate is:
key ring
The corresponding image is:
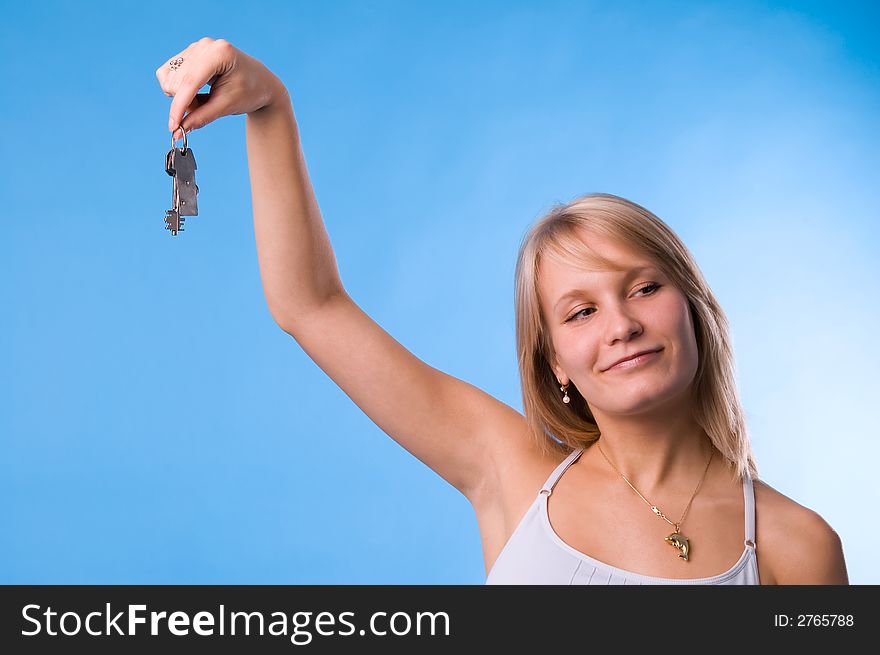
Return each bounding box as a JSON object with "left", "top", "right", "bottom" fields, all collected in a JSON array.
[{"left": 171, "top": 125, "right": 188, "bottom": 154}]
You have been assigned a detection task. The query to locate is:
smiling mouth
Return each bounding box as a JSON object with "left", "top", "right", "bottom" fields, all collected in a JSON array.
[{"left": 604, "top": 349, "right": 663, "bottom": 372}]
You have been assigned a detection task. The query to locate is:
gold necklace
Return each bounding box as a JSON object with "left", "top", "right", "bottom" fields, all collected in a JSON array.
[{"left": 596, "top": 442, "right": 714, "bottom": 562}]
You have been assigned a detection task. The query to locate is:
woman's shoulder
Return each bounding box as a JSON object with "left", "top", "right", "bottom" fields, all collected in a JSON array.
[{"left": 752, "top": 478, "right": 849, "bottom": 584}]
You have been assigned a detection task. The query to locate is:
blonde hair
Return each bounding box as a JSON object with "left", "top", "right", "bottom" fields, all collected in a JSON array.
[{"left": 514, "top": 193, "right": 758, "bottom": 480}]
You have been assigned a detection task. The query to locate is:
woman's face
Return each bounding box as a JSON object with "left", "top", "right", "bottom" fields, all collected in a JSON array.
[{"left": 538, "top": 229, "right": 700, "bottom": 418}]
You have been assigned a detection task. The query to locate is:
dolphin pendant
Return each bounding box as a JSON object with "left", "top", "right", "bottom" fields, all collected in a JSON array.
[{"left": 665, "top": 532, "right": 689, "bottom": 561}]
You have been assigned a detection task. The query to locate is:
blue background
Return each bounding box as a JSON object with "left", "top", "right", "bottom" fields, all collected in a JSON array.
[{"left": 1, "top": 0, "right": 877, "bottom": 584}]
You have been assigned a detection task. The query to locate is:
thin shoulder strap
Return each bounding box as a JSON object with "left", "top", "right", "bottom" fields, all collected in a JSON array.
[
  {"left": 540, "top": 447, "right": 586, "bottom": 496},
  {"left": 742, "top": 472, "right": 757, "bottom": 549}
]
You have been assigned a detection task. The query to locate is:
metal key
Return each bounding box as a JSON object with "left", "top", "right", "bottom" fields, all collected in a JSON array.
[
  {"left": 164, "top": 145, "right": 183, "bottom": 234},
  {"left": 164, "top": 208, "right": 183, "bottom": 235},
  {"left": 164, "top": 127, "right": 200, "bottom": 236}
]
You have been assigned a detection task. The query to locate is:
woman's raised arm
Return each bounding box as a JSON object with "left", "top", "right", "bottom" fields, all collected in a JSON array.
[{"left": 156, "top": 38, "right": 526, "bottom": 503}]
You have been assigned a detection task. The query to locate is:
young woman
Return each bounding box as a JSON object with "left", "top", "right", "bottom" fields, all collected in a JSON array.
[{"left": 156, "top": 38, "right": 848, "bottom": 585}]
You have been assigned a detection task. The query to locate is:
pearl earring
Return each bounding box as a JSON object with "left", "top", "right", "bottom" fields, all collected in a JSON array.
[{"left": 559, "top": 383, "right": 570, "bottom": 404}]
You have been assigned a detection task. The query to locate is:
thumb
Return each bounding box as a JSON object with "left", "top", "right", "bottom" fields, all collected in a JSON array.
[{"left": 172, "top": 93, "right": 214, "bottom": 140}]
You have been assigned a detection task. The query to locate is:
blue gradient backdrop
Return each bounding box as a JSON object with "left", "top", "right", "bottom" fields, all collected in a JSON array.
[{"left": 1, "top": 1, "right": 877, "bottom": 583}]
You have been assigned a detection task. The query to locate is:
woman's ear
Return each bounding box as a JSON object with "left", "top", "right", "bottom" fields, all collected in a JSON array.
[
  {"left": 545, "top": 341, "right": 568, "bottom": 386},
  {"left": 553, "top": 363, "right": 568, "bottom": 387}
]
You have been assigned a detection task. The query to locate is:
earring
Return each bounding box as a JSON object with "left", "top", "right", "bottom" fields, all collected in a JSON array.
[{"left": 559, "top": 382, "right": 570, "bottom": 404}]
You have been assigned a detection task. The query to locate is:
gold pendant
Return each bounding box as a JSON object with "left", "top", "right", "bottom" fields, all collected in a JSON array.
[{"left": 665, "top": 532, "right": 689, "bottom": 561}]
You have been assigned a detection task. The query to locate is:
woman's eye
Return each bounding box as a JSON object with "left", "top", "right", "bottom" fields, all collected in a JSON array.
[
  {"left": 567, "top": 307, "right": 595, "bottom": 322},
  {"left": 565, "top": 283, "right": 661, "bottom": 323}
]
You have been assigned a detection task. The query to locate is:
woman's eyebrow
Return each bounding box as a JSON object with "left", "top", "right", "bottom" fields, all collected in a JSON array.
[{"left": 553, "top": 266, "right": 660, "bottom": 313}]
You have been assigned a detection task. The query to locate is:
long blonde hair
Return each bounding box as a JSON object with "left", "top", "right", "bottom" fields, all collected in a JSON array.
[{"left": 514, "top": 193, "right": 758, "bottom": 480}]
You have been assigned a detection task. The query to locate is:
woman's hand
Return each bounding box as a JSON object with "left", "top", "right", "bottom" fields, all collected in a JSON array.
[{"left": 156, "top": 37, "right": 288, "bottom": 141}]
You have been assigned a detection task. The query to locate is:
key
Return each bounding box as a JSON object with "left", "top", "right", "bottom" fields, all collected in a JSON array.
[
  {"left": 168, "top": 146, "right": 199, "bottom": 216},
  {"left": 164, "top": 208, "right": 185, "bottom": 235},
  {"left": 163, "top": 159, "right": 181, "bottom": 236},
  {"left": 164, "top": 137, "right": 181, "bottom": 236},
  {"left": 164, "top": 127, "right": 200, "bottom": 236}
]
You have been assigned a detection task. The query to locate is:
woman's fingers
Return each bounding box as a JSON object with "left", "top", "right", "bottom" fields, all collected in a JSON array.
[
  {"left": 160, "top": 39, "right": 232, "bottom": 133},
  {"left": 168, "top": 70, "right": 214, "bottom": 133},
  {"left": 155, "top": 42, "right": 196, "bottom": 95},
  {"left": 170, "top": 94, "right": 212, "bottom": 140},
  {"left": 158, "top": 37, "right": 278, "bottom": 140},
  {"left": 187, "top": 93, "right": 211, "bottom": 114}
]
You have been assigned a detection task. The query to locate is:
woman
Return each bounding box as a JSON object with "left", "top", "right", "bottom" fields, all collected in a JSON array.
[{"left": 156, "top": 38, "right": 848, "bottom": 584}]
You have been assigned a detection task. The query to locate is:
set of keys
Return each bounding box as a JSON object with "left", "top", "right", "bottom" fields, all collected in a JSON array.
[{"left": 164, "top": 127, "right": 199, "bottom": 235}]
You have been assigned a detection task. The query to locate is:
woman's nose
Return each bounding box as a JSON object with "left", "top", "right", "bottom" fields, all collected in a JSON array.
[{"left": 604, "top": 305, "right": 643, "bottom": 343}]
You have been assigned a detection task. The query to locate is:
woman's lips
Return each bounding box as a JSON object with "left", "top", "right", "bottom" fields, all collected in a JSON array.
[{"left": 605, "top": 349, "right": 662, "bottom": 372}]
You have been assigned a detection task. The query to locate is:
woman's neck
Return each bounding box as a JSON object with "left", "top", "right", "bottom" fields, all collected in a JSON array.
[{"left": 589, "top": 407, "right": 715, "bottom": 495}]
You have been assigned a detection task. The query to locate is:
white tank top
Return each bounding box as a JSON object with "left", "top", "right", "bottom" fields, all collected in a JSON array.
[{"left": 486, "top": 446, "right": 760, "bottom": 585}]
